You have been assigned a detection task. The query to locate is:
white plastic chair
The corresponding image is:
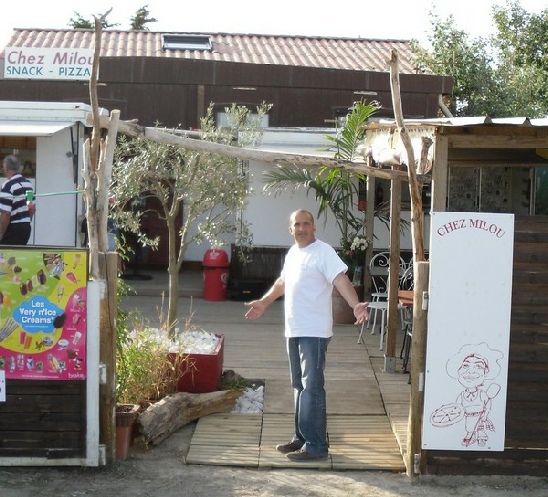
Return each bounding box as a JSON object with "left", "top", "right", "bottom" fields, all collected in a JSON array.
[{"left": 357, "top": 252, "right": 406, "bottom": 348}]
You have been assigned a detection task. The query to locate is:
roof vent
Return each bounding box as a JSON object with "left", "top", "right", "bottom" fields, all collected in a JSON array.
[{"left": 162, "top": 34, "right": 212, "bottom": 51}]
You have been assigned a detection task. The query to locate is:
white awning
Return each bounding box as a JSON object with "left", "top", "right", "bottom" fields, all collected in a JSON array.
[{"left": 0, "top": 121, "right": 75, "bottom": 136}]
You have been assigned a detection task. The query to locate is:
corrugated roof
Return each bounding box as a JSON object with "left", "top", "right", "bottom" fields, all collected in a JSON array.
[
  {"left": 3, "top": 29, "right": 420, "bottom": 74},
  {"left": 374, "top": 116, "right": 548, "bottom": 127}
]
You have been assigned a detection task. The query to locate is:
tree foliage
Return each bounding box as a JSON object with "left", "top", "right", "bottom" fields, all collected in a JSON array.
[
  {"left": 412, "top": 1, "right": 548, "bottom": 118},
  {"left": 111, "top": 102, "right": 271, "bottom": 330},
  {"left": 411, "top": 13, "right": 499, "bottom": 116},
  {"left": 130, "top": 5, "right": 158, "bottom": 31},
  {"left": 69, "top": 12, "right": 118, "bottom": 29},
  {"left": 68, "top": 5, "right": 157, "bottom": 30},
  {"left": 491, "top": 1, "right": 548, "bottom": 116}
]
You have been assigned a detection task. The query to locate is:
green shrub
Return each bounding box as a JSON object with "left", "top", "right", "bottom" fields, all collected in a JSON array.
[
  {"left": 115, "top": 282, "right": 188, "bottom": 406},
  {"left": 115, "top": 324, "right": 186, "bottom": 406}
]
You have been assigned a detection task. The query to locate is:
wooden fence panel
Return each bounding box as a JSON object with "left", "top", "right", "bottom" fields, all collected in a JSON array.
[
  {"left": 0, "top": 379, "right": 86, "bottom": 459},
  {"left": 424, "top": 216, "right": 548, "bottom": 475}
]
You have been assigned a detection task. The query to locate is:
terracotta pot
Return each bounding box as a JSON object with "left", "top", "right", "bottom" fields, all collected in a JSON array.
[
  {"left": 116, "top": 404, "right": 140, "bottom": 461},
  {"left": 332, "top": 285, "right": 363, "bottom": 324}
]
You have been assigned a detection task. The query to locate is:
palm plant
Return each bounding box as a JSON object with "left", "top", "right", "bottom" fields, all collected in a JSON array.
[{"left": 263, "top": 100, "right": 390, "bottom": 247}]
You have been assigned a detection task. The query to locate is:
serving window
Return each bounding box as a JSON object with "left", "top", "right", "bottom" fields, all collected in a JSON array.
[{"left": 0, "top": 136, "right": 37, "bottom": 178}]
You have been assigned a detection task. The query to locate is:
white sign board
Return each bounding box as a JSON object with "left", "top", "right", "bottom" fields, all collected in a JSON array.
[
  {"left": 422, "top": 212, "right": 514, "bottom": 451},
  {"left": 4, "top": 47, "right": 93, "bottom": 80}
]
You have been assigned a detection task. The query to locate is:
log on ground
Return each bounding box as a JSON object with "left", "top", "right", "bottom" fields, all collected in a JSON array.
[{"left": 137, "top": 390, "right": 242, "bottom": 446}]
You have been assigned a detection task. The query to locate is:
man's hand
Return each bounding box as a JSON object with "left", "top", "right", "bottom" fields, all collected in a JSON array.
[
  {"left": 244, "top": 299, "right": 267, "bottom": 320},
  {"left": 353, "top": 302, "right": 369, "bottom": 325},
  {"left": 244, "top": 278, "right": 284, "bottom": 320}
]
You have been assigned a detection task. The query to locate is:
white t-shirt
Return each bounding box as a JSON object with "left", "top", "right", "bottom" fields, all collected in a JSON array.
[{"left": 281, "top": 239, "right": 348, "bottom": 338}]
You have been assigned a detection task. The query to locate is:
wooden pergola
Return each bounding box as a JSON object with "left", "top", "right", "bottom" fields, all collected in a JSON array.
[
  {"left": 89, "top": 14, "right": 548, "bottom": 473},
  {"left": 87, "top": 39, "right": 430, "bottom": 469}
]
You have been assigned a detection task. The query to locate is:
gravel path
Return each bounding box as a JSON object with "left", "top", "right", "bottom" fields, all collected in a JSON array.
[{"left": 1, "top": 422, "right": 547, "bottom": 497}]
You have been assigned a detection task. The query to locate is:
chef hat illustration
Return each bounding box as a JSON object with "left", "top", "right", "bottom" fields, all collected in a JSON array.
[{"left": 446, "top": 342, "right": 503, "bottom": 380}]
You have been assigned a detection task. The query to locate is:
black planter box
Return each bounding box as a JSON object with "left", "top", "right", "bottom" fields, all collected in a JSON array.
[{"left": 228, "top": 279, "right": 268, "bottom": 301}]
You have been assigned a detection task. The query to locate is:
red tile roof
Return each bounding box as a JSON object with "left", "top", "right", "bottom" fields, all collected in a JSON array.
[{"left": 4, "top": 29, "right": 420, "bottom": 74}]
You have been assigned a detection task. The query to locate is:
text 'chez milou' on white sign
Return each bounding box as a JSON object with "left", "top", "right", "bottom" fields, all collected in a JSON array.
[{"left": 4, "top": 47, "right": 94, "bottom": 81}]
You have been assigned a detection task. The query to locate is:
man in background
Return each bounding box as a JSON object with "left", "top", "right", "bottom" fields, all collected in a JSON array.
[{"left": 0, "top": 155, "right": 34, "bottom": 245}]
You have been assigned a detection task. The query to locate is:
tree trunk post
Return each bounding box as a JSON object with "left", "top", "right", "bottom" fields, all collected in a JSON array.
[
  {"left": 406, "top": 261, "right": 429, "bottom": 477},
  {"left": 388, "top": 49, "right": 425, "bottom": 266},
  {"left": 98, "top": 252, "right": 119, "bottom": 464}
]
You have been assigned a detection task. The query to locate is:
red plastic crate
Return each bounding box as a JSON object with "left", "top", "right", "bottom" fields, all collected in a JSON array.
[{"left": 171, "top": 334, "right": 224, "bottom": 393}]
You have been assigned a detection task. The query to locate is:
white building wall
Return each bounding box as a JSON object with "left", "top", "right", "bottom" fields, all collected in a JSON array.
[
  {"left": 34, "top": 128, "right": 81, "bottom": 246},
  {"left": 0, "top": 102, "right": 101, "bottom": 248},
  {"left": 185, "top": 128, "right": 427, "bottom": 262}
]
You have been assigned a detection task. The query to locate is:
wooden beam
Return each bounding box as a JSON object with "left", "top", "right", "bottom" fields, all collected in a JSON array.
[
  {"left": 87, "top": 115, "right": 431, "bottom": 183},
  {"left": 449, "top": 147, "right": 548, "bottom": 163},
  {"left": 447, "top": 134, "right": 548, "bottom": 149},
  {"left": 98, "top": 252, "right": 118, "bottom": 464},
  {"left": 431, "top": 135, "right": 448, "bottom": 212},
  {"left": 388, "top": 49, "right": 425, "bottom": 264},
  {"left": 384, "top": 174, "right": 401, "bottom": 372},
  {"left": 448, "top": 161, "right": 544, "bottom": 168},
  {"left": 406, "top": 261, "right": 429, "bottom": 477},
  {"left": 364, "top": 168, "right": 375, "bottom": 299}
]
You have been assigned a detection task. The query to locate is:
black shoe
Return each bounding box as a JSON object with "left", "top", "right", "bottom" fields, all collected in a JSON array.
[
  {"left": 286, "top": 449, "right": 328, "bottom": 462},
  {"left": 275, "top": 441, "right": 302, "bottom": 454}
]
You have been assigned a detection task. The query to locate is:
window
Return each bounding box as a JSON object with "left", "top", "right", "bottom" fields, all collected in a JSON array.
[
  {"left": 216, "top": 112, "right": 269, "bottom": 129},
  {"left": 0, "top": 136, "right": 36, "bottom": 178},
  {"left": 161, "top": 34, "right": 212, "bottom": 51},
  {"left": 448, "top": 166, "right": 531, "bottom": 214},
  {"left": 535, "top": 167, "right": 548, "bottom": 214}
]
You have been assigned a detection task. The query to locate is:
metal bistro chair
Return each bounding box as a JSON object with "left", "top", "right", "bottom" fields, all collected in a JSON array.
[
  {"left": 358, "top": 251, "right": 406, "bottom": 349},
  {"left": 398, "top": 264, "right": 414, "bottom": 372}
]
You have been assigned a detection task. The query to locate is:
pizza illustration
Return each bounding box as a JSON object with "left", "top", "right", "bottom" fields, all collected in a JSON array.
[{"left": 430, "top": 403, "right": 464, "bottom": 427}]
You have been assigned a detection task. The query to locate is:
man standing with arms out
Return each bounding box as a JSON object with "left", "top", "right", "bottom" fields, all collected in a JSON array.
[
  {"left": 245, "top": 209, "right": 369, "bottom": 461},
  {"left": 0, "top": 155, "right": 34, "bottom": 245}
]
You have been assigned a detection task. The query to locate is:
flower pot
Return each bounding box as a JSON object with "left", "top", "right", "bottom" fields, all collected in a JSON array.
[
  {"left": 116, "top": 404, "right": 140, "bottom": 461},
  {"left": 332, "top": 285, "right": 364, "bottom": 324}
]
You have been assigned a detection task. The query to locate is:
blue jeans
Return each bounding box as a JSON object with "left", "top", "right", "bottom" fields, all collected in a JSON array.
[{"left": 287, "top": 336, "right": 330, "bottom": 456}]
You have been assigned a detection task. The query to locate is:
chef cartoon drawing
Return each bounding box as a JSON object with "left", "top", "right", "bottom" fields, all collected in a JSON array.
[{"left": 430, "top": 342, "right": 503, "bottom": 448}]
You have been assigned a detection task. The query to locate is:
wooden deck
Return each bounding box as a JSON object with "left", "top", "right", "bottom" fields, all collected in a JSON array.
[{"left": 184, "top": 299, "right": 411, "bottom": 471}]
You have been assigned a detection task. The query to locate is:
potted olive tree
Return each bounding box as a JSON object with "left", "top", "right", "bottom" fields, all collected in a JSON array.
[{"left": 110, "top": 102, "right": 271, "bottom": 333}]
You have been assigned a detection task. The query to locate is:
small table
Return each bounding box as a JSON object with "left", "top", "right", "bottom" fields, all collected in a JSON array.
[{"left": 398, "top": 290, "right": 413, "bottom": 307}]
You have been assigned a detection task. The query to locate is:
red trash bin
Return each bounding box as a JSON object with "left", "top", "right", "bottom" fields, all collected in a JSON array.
[{"left": 202, "top": 249, "right": 230, "bottom": 301}]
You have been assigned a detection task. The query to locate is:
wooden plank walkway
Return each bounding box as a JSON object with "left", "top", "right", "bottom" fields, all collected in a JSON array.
[{"left": 184, "top": 299, "right": 411, "bottom": 471}]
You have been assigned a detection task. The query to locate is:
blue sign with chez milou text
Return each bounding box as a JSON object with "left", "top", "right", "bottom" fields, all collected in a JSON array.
[{"left": 14, "top": 296, "right": 63, "bottom": 334}]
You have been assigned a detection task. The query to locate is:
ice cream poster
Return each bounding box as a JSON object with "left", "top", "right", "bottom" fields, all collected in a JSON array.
[{"left": 0, "top": 249, "right": 88, "bottom": 380}]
